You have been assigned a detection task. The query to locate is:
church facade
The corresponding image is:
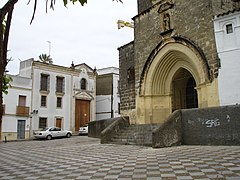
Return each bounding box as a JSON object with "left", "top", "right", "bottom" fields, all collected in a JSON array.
[{"left": 119, "top": 0, "right": 240, "bottom": 124}]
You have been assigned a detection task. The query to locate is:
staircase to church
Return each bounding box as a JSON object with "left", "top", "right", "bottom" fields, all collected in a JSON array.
[{"left": 110, "top": 124, "right": 161, "bottom": 146}]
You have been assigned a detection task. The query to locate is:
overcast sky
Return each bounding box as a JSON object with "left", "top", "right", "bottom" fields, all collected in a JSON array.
[{"left": 3, "top": 0, "right": 137, "bottom": 74}]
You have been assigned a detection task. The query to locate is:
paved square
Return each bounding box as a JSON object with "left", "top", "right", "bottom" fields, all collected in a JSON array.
[{"left": 0, "top": 136, "right": 240, "bottom": 179}]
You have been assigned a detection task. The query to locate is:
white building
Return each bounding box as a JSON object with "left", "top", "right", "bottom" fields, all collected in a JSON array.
[
  {"left": 96, "top": 67, "right": 120, "bottom": 120},
  {"left": 2, "top": 59, "right": 96, "bottom": 140},
  {"left": 214, "top": 10, "right": 240, "bottom": 106},
  {"left": 2, "top": 74, "right": 32, "bottom": 140}
]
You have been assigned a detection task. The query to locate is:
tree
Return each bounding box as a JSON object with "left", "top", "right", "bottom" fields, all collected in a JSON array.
[
  {"left": 0, "top": 0, "right": 122, "bottom": 140},
  {"left": 39, "top": 54, "right": 53, "bottom": 64}
]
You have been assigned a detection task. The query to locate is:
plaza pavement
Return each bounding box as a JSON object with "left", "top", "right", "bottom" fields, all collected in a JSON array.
[{"left": 0, "top": 136, "right": 240, "bottom": 180}]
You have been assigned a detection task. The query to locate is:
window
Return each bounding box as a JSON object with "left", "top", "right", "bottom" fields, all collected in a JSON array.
[
  {"left": 56, "top": 76, "right": 64, "bottom": 93},
  {"left": 56, "top": 97, "right": 62, "bottom": 108},
  {"left": 226, "top": 24, "right": 233, "bottom": 34},
  {"left": 18, "top": 95, "right": 26, "bottom": 106},
  {"left": 39, "top": 118, "right": 47, "bottom": 129},
  {"left": 40, "top": 74, "right": 49, "bottom": 91},
  {"left": 81, "top": 78, "right": 87, "bottom": 90},
  {"left": 41, "top": 95, "right": 47, "bottom": 107}
]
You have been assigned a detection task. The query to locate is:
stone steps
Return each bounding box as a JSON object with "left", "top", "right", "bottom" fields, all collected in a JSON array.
[{"left": 111, "top": 124, "right": 161, "bottom": 146}]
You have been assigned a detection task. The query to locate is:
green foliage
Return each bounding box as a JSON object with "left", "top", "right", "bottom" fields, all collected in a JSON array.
[
  {"left": 63, "top": 0, "right": 122, "bottom": 7},
  {"left": 39, "top": 54, "right": 53, "bottom": 64},
  {"left": 2, "top": 75, "right": 12, "bottom": 95},
  {"left": 63, "top": 0, "right": 87, "bottom": 6},
  {"left": 30, "top": 0, "right": 123, "bottom": 23}
]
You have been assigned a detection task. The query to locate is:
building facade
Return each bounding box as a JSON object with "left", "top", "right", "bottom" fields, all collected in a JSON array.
[
  {"left": 2, "top": 59, "right": 96, "bottom": 140},
  {"left": 2, "top": 75, "right": 32, "bottom": 140},
  {"left": 96, "top": 67, "right": 120, "bottom": 120},
  {"left": 214, "top": 10, "right": 240, "bottom": 106},
  {"left": 119, "top": 0, "right": 240, "bottom": 124}
]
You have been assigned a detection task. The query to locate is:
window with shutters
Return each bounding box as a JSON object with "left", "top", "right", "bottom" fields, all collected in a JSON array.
[
  {"left": 56, "top": 97, "right": 62, "bottom": 108},
  {"left": 41, "top": 95, "right": 47, "bottom": 107},
  {"left": 18, "top": 95, "right": 26, "bottom": 106},
  {"left": 39, "top": 117, "right": 47, "bottom": 129},
  {"left": 56, "top": 76, "right": 64, "bottom": 93},
  {"left": 40, "top": 74, "right": 49, "bottom": 92}
]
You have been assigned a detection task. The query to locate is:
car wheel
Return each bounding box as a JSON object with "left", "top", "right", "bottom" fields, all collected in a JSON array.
[
  {"left": 46, "top": 135, "right": 52, "bottom": 140},
  {"left": 66, "top": 133, "right": 71, "bottom": 138}
]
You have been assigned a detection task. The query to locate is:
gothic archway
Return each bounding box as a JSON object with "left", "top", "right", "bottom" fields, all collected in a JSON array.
[{"left": 136, "top": 38, "right": 218, "bottom": 124}]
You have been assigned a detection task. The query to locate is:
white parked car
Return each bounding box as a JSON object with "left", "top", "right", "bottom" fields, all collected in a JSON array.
[
  {"left": 34, "top": 127, "right": 72, "bottom": 140},
  {"left": 79, "top": 124, "right": 88, "bottom": 135}
]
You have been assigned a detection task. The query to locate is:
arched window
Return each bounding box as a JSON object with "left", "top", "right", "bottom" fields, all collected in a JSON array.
[
  {"left": 81, "top": 78, "right": 87, "bottom": 90},
  {"left": 226, "top": 24, "right": 233, "bottom": 34}
]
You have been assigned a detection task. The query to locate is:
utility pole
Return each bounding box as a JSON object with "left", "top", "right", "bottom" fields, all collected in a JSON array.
[{"left": 47, "top": 41, "right": 51, "bottom": 56}]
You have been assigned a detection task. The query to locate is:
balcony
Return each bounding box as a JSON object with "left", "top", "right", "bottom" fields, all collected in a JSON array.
[{"left": 16, "top": 106, "right": 30, "bottom": 117}]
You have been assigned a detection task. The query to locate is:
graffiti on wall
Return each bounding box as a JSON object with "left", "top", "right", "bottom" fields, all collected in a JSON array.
[
  {"left": 205, "top": 119, "right": 220, "bottom": 128},
  {"left": 187, "top": 115, "right": 231, "bottom": 128}
]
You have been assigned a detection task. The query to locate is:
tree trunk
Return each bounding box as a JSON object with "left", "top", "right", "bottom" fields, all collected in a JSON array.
[
  {"left": 0, "top": 12, "right": 4, "bottom": 141},
  {"left": 0, "top": 0, "right": 18, "bottom": 140},
  {"left": 0, "top": 41, "right": 3, "bottom": 140}
]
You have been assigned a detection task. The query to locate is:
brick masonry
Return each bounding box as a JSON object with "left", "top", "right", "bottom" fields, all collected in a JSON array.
[{"left": 118, "top": 42, "right": 135, "bottom": 111}]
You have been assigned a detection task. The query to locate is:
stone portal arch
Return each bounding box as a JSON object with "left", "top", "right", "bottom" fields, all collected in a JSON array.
[{"left": 136, "top": 38, "right": 219, "bottom": 124}]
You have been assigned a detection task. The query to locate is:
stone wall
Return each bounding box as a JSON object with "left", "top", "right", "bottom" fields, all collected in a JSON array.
[
  {"left": 88, "top": 118, "right": 117, "bottom": 138},
  {"left": 152, "top": 110, "right": 182, "bottom": 148},
  {"left": 182, "top": 105, "right": 240, "bottom": 145},
  {"left": 137, "top": 0, "right": 153, "bottom": 14},
  {"left": 100, "top": 116, "right": 130, "bottom": 144},
  {"left": 118, "top": 42, "right": 135, "bottom": 112},
  {"left": 152, "top": 104, "right": 240, "bottom": 147}
]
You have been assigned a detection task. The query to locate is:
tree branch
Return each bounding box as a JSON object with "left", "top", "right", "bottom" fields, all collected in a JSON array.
[
  {"left": 30, "top": 0, "right": 37, "bottom": 24},
  {"left": 0, "top": 0, "right": 18, "bottom": 16}
]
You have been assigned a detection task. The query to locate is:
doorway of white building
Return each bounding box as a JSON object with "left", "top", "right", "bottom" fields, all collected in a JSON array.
[
  {"left": 17, "top": 120, "right": 26, "bottom": 139},
  {"left": 75, "top": 99, "right": 90, "bottom": 132},
  {"left": 56, "top": 118, "right": 62, "bottom": 129}
]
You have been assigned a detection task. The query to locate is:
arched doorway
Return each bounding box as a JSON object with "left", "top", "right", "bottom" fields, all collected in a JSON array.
[
  {"left": 172, "top": 68, "right": 198, "bottom": 112},
  {"left": 136, "top": 39, "right": 216, "bottom": 124}
]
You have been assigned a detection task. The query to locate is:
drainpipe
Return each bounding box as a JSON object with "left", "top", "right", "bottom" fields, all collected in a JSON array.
[
  {"left": 70, "top": 73, "right": 73, "bottom": 132},
  {"left": 30, "top": 61, "right": 34, "bottom": 139},
  {"left": 111, "top": 79, "right": 113, "bottom": 118}
]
